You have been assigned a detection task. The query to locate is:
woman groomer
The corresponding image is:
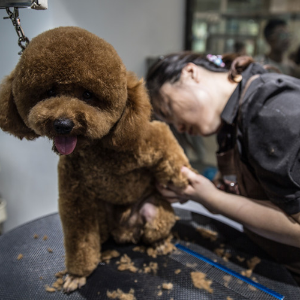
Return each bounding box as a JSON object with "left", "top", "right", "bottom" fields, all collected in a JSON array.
[{"left": 146, "top": 52, "right": 300, "bottom": 283}]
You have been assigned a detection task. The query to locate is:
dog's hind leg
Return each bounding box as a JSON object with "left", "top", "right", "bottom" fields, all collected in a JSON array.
[
  {"left": 109, "top": 203, "right": 144, "bottom": 245},
  {"left": 109, "top": 195, "right": 176, "bottom": 253},
  {"left": 139, "top": 194, "right": 176, "bottom": 252}
]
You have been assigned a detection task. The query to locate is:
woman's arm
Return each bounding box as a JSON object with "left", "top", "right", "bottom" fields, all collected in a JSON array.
[{"left": 157, "top": 166, "right": 300, "bottom": 248}]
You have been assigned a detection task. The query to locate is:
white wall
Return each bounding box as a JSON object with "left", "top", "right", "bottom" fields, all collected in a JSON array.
[{"left": 0, "top": 0, "right": 242, "bottom": 233}]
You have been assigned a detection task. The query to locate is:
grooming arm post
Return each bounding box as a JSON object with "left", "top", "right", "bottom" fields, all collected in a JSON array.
[{"left": 1, "top": 0, "right": 48, "bottom": 55}]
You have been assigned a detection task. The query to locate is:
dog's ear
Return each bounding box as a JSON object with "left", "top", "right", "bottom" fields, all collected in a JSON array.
[
  {"left": 0, "top": 70, "right": 39, "bottom": 140},
  {"left": 109, "top": 71, "right": 152, "bottom": 149}
]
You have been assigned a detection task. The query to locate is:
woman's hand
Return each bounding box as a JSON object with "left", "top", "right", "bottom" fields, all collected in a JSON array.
[
  {"left": 156, "top": 166, "right": 220, "bottom": 212},
  {"left": 158, "top": 168, "right": 300, "bottom": 248}
]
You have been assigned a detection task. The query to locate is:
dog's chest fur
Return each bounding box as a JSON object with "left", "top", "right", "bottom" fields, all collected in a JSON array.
[{"left": 58, "top": 144, "right": 154, "bottom": 205}]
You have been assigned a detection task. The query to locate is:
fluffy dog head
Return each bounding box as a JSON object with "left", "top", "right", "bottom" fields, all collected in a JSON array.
[{"left": 0, "top": 26, "right": 151, "bottom": 154}]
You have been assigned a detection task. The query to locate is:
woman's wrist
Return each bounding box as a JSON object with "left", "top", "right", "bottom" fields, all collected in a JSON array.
[{"left": 195, "top": 185, "right": 224, "bottom": 214}]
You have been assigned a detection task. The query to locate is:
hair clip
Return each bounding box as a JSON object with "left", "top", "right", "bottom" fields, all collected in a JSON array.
[{"left": 206, "top": 54, "right": 225, "bottom": 67}]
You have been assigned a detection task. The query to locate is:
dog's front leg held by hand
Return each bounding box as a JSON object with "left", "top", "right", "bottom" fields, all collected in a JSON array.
[{"left": 149, "top": 122, "right": 192, "bottom": 189}]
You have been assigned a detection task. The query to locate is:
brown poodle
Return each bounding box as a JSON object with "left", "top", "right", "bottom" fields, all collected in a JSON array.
[{"left": 0, "top": 27, "right": 191, "bottom": 292}]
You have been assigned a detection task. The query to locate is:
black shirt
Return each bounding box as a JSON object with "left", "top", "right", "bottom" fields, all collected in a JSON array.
[{"left": 218, "top": 63, "right": 300, "bottom": 215}]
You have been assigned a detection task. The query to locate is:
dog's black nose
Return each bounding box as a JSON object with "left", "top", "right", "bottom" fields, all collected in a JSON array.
[{"left": 53, "top": 119, "right": 74, "bottom": 134}]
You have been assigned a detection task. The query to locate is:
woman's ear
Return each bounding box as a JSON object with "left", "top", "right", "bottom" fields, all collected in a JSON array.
[
  {"left": 181, "top": 62, "right": 200, "bottom": 83},
  {"left": 108, "top": 71, "right": 152, "bottom": 149},
  {"left": 0, "top": 70, "right": 39, "bottom": 140}
]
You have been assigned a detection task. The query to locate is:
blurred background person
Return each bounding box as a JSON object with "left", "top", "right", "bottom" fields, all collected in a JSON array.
[
  {"left": 289, "top": 44, "right": 300, "bottom": 66},
  {"left": 233, "top": 41, "right": 247, "bottom": 56},
  {"left": 255, "top": 18, "right": 300, "bottom": 77}
]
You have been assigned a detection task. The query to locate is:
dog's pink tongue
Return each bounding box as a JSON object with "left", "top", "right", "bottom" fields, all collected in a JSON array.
[{"left": 54, "top": 136, "right": 77, "bottom": 155}]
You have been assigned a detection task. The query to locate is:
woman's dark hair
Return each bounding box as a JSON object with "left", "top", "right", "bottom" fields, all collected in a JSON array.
[{"left": 146, "top": 51, "right": 254, "bottom": 101}]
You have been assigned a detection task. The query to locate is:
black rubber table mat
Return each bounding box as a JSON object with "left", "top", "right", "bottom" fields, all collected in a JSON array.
[{"left": 0, "top": 207, "right": 299, "bottom": 299}]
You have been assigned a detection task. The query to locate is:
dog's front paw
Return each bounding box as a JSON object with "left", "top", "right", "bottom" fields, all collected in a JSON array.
[{"left": 63, "top": 275, "right": 86, "bottom": 293}]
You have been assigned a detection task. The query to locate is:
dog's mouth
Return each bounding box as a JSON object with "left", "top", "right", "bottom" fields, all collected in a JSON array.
[{"left": 54, "top": 136, "right": 77, "bottom": 155}]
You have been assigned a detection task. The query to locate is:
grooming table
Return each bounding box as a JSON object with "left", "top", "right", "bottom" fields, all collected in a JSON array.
[{"left": 0, "top": 207, "right": 299, "bottom": 299}]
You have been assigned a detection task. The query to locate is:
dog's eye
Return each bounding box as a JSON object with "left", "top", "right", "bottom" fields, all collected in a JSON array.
[
  {"left": 83, "top": 90, "right": 93, "bottom": 100},
  {"left": 47, "top": 88, "right": 56, "bottom": 97}
]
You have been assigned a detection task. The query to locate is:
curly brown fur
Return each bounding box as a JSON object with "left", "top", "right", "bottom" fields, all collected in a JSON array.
[{"left": 0, "top": 26, "right": 191, "bottom": 291}]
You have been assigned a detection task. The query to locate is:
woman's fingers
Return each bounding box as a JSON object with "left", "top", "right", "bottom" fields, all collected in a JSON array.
[
  {"left": 169, "top": 198, "right": 184, "bottom": 203},
  {"left": 181, "top": 166, "right": 199, "bottom": 184},
  {"left": 155, "top": 166, "right": 201, "bottom": 203},
  {"left": 179, "top": 199, "right": 189, "bottom": 204},
  {"left": 156, "top": 183, "right": 189, "bottom": 203},
  {"left": 156, "top": 167, "right": 219, "bottom": 207},
  {"left": 156, "top": 183, "right": 179, "bottom": 198}
]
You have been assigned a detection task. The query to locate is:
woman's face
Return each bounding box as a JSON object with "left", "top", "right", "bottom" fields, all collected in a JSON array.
[{"left": 154, "top": 66, "right": 220, "bottom": 136}]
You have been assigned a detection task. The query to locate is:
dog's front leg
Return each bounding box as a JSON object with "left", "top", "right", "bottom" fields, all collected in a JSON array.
[
  {"left": 59, "top": 195, "right": 101, "bottom": 293},
  {"left": 149, "top": 122, "right": 192, "bottom": 188}
]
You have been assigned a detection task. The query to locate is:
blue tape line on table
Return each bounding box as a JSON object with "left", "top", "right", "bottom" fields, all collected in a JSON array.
[{"left": 175, "top": 243, "right": 284, "bottom": 300}]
